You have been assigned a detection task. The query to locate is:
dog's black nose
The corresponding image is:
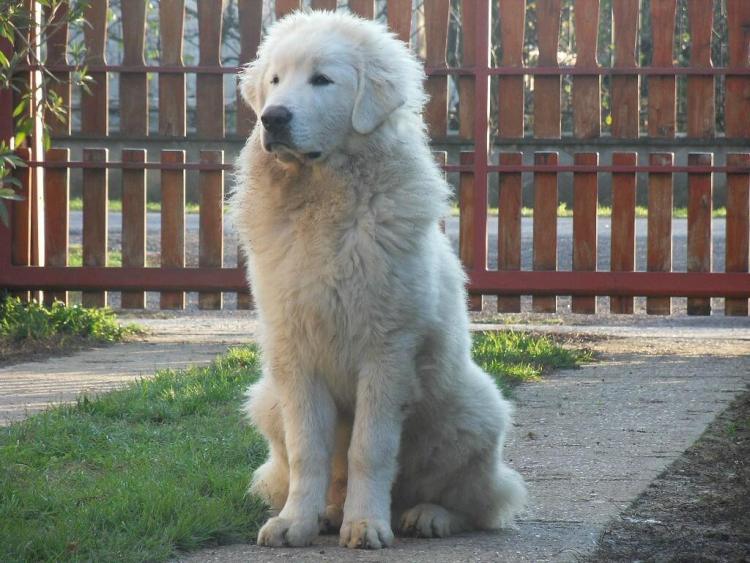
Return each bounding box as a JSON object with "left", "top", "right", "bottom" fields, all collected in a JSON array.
[{"left": 261, "top": 105, "right": 292, "bottom": 132}]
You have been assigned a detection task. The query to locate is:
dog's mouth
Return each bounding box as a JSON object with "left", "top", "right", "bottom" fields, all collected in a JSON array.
[{"left": 264, "top": 142, "right": 322, "bottom": 162}]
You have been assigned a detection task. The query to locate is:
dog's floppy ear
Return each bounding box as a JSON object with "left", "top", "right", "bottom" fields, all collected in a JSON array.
[
  {"left": 239, "top": 59, "right": 266, "bottom": 115},
  {"left": 351, "top": 59, "right": 406, "bottom": 135}
]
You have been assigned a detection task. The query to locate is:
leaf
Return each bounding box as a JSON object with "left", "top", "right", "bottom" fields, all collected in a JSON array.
[
  {"left": 14, "top": 131, "right": 26, "bottom": 146},
  {"left": 0, "top": 201, "right": 9, "bottom": 227}
]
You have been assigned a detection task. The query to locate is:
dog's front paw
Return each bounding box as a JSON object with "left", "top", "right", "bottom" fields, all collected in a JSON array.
[
  {"left": 257, "top": 516, "right": 319, "bottom": 547},
  {"left": 339, "top": 518, "right": 394, "bottom": 549}
]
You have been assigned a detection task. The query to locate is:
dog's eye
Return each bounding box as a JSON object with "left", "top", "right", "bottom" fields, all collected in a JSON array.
[
  {"left": 271, "top": 75, "right": 279, "bottom": 85},
  {"left": 310, "top": 74, "right": 333, "bottom": 86}
]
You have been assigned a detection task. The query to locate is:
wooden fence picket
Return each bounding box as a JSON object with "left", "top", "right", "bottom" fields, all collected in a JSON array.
[
  {"left": 199, "top": 150, "right": 224, "bottom": 310},
  {"left": 423, "top": 0, "right": 449, "bottom": 138},
  {"left": 725, "top": 1, "right": 750, "bottom": 144},
  {"left": 686, "top": 0, "right": 714, "bottom": 139},
  {"left": 725, "top": 154, "right": 750, "bottom": 316},
  {"left": 686, "top": 153, "right": 712, "bottom": 316},
  {"left": 275, "top": 0, "right": 300, "bottom": 19},
  {"left": 43, "top": 148, "right": 69, "bottom": 306},
  {"left": 159, "top": 1, "right": 186, "bottom": 308},
  {"left": 44, "top": 3, "right": 70, "bottom": 135},
  {"left": 646, "top": 153, "right": 674, "bottom": 315},
  {"left": 497, "top": 152, "right": 522, "bottom": 313},
  {"left": 159, "top": 0, "right": 186, "bottom": 137},
  {"left": 236, "top": 0, "right": 262, "bottom": 310},
  {"left": 82, "top": 148, "right": 108, "bottom": 308},
  {"left": 236, "top": 0, "right": 263, "bottom": 136},
  {"left": 496, "top": 0, "right": 525, "bottom": 314},
  {"left": 458, "top": 0, "right": 476, "bottom": 141},
  {"left": 81, "top": 0, "right": 108, "bottom": 135},
  {"left": 121, "top": 149, "right": 147, "bottom": 309},
  {"left": 387, "top": 0, "right": 412, "bottom": 44},
  {"left": 11, "top": 148, "right": 31, "bottom": 302},
  {"left": 197, "top": 0, "right": 225, "bottom": 139},
  {"left": 120, "top": 1, "right": 148, "bottom": 137},
  {"left": 610, "top": 153, "right": 637, "bottom": 314},
  {"left": 532, "top": 152, "right": 558, "bottom": 313},
  {"left": 611, "top": 0, "right": 639, "bottom": 139},
  {"left": 648, "top": 0, "right": 676, "bottom": 138},
  {"left": 349, "top": 0, "right": 375, "bottom": 19},
  {"left": 572, "top": 153, "right": 598, "bottom": 314},
  {"left": 160, "top": 150, "right": 186, "bottom": 309},
  {"left": 533, "top": 0, "right": 561, "bottom": 140},
  {"left": 120, "top": 1, "right": 148, "bottom": 309},
  {"left": 498, "top": 0, "right": 525, "bottom": 140},
  {"left": 572, "top": 0, "right": 599, "bottom": 140},
  {"left": 459, "top": 151, "right": 481, "bottom": 311},
  {"left": 311, "top": 0, "right": 337, "bottom": 9}
]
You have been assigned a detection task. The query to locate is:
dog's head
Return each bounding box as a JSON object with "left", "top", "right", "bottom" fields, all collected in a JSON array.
[{"left": 239, "top": 11, "right": 425, "bottom": 163}]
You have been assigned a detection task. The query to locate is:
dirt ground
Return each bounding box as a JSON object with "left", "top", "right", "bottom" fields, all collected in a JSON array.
[{"left": 588, "top": 390, "right": 750, "bottom": 562}]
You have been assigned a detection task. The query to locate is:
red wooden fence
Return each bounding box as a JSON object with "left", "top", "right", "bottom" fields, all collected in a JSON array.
[{"left": 1, "top": 0, "right": 750, "bottom": 316}]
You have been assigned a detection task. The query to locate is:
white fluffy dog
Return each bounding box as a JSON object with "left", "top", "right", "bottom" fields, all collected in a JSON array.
[{"left": 231, "top": 10, "right": 526, "bottom": 550}]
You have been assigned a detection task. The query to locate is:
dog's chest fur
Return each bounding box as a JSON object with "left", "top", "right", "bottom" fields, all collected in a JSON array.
[{"left": 239, "top": 157, "right": 413, "bottom": 394}]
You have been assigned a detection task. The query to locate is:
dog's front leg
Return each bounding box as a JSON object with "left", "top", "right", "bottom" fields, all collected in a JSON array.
[
  {"left": 256, "top": 368, "right": 336, "bottom": 547},
  {"left": 339, "top": 354, "right": 413, "bottom": 549}
]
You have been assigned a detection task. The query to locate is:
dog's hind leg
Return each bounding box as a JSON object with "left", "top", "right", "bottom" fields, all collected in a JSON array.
[{"left": 244, "top": 377, "right": 289, "bottom": 513}]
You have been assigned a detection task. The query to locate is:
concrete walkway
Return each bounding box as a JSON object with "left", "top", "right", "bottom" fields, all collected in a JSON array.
[
  {"left": 2, "top": 312, "right": 749, "bottom": 561},
  {"left": 0, "top": 312, "right": 258, "bottom": 425},
  {"left": 176, "top": 332, "right": 749, "bottom": 563}
]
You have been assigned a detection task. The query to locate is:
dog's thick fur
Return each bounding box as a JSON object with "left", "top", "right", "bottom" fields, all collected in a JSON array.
[{"left": 232, "top": 11, "right": 526, "bottom": 550}]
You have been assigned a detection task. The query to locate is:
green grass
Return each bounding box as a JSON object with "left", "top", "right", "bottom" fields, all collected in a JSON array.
[
  {"left": 68, "top": 244, "right": 123, "bottom": 267},
  {"left": 472, "top": 330, "right": 592, "bottom": 388},
  {"left": 450, "top": 203, "right": 727, "bottom": 218},
  {"left": 0, "top": 297, "right": 138, "bottom": 343},
  {"left": 0, "top": 332, "right": 589, "bottom": 562}
]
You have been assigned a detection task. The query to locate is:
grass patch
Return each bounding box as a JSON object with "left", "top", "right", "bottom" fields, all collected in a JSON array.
[
  {"left": 0, "top": 298, "right": 141, "bottom": 364},
  {"left": 0, "top": 332, "right": 588, "bottom": 561},
  {"left": 472, "top": 330, "right": 591, "bottom": 389},
  {"left": 68, "top": 244, "right": 123, "bottom": 267}
]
